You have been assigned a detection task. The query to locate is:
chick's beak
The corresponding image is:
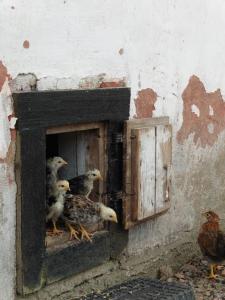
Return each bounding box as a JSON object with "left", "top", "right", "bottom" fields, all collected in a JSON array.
[
  {"left": 63, "top": 160, "right": 68, "bottom": 165},
  {"left": 113, "top": 215, "right": 118, "bottom": 223},
  {"left": 99, "top": 175, "right": 103, "bottom": 181}
]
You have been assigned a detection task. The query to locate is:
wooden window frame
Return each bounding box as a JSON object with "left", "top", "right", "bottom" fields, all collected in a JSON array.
[{"left": 14, "top": 88, "right": 130, "bottom": 295}]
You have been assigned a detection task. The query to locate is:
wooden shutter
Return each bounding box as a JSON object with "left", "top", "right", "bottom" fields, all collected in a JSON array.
[{"left": 123, "top": 117, "right": 172, "bottom": 229}]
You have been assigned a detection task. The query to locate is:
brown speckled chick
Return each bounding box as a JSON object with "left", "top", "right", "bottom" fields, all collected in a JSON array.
[{"left": 63, "top": 195, "right": 117, "bottom": 241}]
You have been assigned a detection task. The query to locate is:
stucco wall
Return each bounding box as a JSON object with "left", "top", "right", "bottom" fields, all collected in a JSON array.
[{"left": 1, "top": 0, "right": 225, "bottom": 299}]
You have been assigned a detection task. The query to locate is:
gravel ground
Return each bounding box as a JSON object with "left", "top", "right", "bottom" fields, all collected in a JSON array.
[
  {"left": 161, "top": 257, "right": 225, "bottom": 300},
  {"left": 83, "top": 257, "right": 225, "bottom": 300}
]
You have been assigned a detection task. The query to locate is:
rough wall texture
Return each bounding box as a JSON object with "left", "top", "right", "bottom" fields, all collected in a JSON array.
[
  {"left": 134, "top": 88, "right": 157, "bottom": 118},
  {"left": 177, "top": 75, "right": 225, "bottom": 147},
  {"left": 1, "top": 0, "right": 225, "bottom": 299},
  {"left": 0, "top": 62, "right": 17, "bottom": 300}
]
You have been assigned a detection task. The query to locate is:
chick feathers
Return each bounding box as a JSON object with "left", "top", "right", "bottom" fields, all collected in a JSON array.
[
  {"left": 198, "top": 210, "right": 225, "bottom": 279},
  {"left": 62, "top": 195, "right": 117, "bottom": 241},
  {"left": 46, "top": 156, "right": 68, "bottom": 198},
  {"left": 68, "top": 169, "right": 103, "bottom": 197},
  {"left": 46, "top": 180, "right": 70, "bottom": 235}
]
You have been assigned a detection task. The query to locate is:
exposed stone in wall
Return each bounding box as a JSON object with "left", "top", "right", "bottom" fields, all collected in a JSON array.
[
  {"left": 79, "top": 74, "right": 126, "bottom": 89},
  {"left": 9, "top": 73, "right": 37, "bottom": 92},
  {"left": 36, "top": 74, "right": 126, "bottom": 91},
  {"left": 99, "top": 78, "right": 126, "bottom": 88},
  {"left": 79, "top": 74, "right": 106, "bottom": 89},
  {"left": 134, "top": 88, "right": 157, "bottom": 118},
  {"left": 177, "top": 75, "right": 225, "bottom": 147}
]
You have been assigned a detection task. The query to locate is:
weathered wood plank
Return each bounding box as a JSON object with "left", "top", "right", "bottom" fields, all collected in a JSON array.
[
  {"left": 131, "top": 127, "right": 156, "bottom": 220},
  {"left": 57, "top": 124, "right": 105, "bottom": 201},
  {"left": 14, "top": 88, "right": 130, "bottom": 130},
  {"left": 126, "top": 117, "right": 169, "bottom": 128},
  {"left": 19, "top": 128, "right": 46, "bottom": 294},
  {"left": 58, "top": 131, "right": 78, "bottom": 178},
  {"left": 123, "top": 117, "right": 171, "bottom": 229},
  {"left": 46, "top": 231, "right": 110, "bottom": 284},
  {"left": 156, "top": 125, "right": 172, "bottom": 212}
]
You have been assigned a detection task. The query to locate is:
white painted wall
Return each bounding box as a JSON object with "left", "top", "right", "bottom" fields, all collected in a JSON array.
[{"left": 1, "top": 0, "right": 225, "bottom": 298}]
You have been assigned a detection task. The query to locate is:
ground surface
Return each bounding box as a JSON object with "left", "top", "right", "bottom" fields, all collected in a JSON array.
[
  {"left": 168, "top": 257, "right": 225, "bottom": 300},
  {"left": 82, "top": 257, "right": 225, "bottom": 300}
]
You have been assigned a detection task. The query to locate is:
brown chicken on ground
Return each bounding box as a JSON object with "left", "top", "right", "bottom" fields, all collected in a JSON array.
[{"left": 198, "top": 211, "right": 225, "bottom": 279}]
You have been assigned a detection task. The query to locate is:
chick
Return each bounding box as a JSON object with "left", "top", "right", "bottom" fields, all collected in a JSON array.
[
  {"left": 68, "top": 169, "right": 103, "bottom": 198},
  {"left": 198, "top": 211, "right": 225, "bottom": 279},
  {"left": 62, "top": 195, "right": 118, "bottom": 241},
  {"left": 46, "top": 156, "right": 67, "bottom": 197},
  {"left": 46, "top": 180, "right": 70, "bottom": 235}
]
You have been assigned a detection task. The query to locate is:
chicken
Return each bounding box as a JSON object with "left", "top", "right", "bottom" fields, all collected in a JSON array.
[
  {"left": 46, "top": 180, "right": 70, "bottom": 235},
  {"left": 62, "top": 195, "right": 118, "bottom": 241},
  {"left": 198, "top": 211, "right": 225, "bottom": 279},
  {"left": 46, "top": 156, "right": 68, "bottom": 198},
  {"left": 68, "top": 169, "right": 103, "bottom": 198}
]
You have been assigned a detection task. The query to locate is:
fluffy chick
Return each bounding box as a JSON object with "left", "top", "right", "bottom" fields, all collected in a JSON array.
[
  {"left": 46, "top": 156, "right": 67, "bottom": 197},
  {"left": 46, "top": 180, "right": 70, "bottom": 235},
  {"left": 62, "top": 195, "right": 117, "bottom": 241},
  {"left": 198, "top": 210, "right": 225, "bottom": 279},
  {"left": 68, "top": 169, "right": 103, "bottom": 197}
]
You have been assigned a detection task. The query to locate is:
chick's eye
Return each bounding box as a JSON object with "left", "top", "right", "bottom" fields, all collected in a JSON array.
[
  {"left": 58, "top": 161, "right": 62, "bottom": 164},
  {"left": 109, "top": 215, "right": 112, "bottom": 218},
  {"left": 92, "top": 174, "right": 96, "bottom": 176}
]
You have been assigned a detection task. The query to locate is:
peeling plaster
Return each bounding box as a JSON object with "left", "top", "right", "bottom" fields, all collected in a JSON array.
[
  {"left": 0, "top": 61, "right": 16, "bottom": 300},
  {"left": 191, "top": 104, "right": 200, "bottom": 117},
  {"left": 177, "top": 75, "right": 225, "bottom": 147},
  {"left": 10, "top": 73, "right": 37, "bottom": 92},
  {"left": 99, "top": 79, "right": 126, "bottom": 88},
  {"left": 0, "top": 61, "right": 11, "bottom": 91},
  {"left": 0, "top": 81, "right": 13, "bottom": 160},
  {"left": 118, "top": 48, "right": 124, "bottom": 55},
  {"left": 79, "top": 73, "right": 106, "bottom": 89},
  {"left": 36, "top": 74, "right": 126, "bottom": 91},
  {"left": 23, "top": 40, "right": 30, "bottom": 49},
  {"left": 209, "top": 105, "right": 214, "bottom": 116},
  {"left": 134, "top": 88, "right": 157, "bottom": 118}
]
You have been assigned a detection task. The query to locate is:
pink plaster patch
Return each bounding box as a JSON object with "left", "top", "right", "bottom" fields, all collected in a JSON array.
[
  {"left": 23, "top": 40, "right": 30, "bottom": 49},
  {"left": 100, "top": 80, "right": 125, "bottom": 88},
  {"left": 134, "top": 88, "right": 157, "bottom": 118},
  {"left": 177, "top": 75, "right": 225, "bottom": 147},
  {"left": 0, "top": 61, "right": 11, "bottom": 91}
]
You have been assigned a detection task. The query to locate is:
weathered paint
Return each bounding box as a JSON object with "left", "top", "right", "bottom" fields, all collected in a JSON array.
[
  {"left": 134, "top": 88, "right": 157, "bottom": 118},
  {"left": 118, "top": 48, "right": 124, "bottom": 55},
  {"left": 177, "top": 75, "right": 225, "bottom": 147},
  {"left": 0, "top": 61, "right": 11, "bottom": 91},
  {"left": 0, "top": 61, "right": 16, "bottom": 300},
  {"left": 99, "top": 80, "right": 125, "bottom": 88},
  {"left": 1, "top": 0, "right": 225, "bottom": 298},
  {"left": 23, "top": 40, "right": 30, "bottom": 49}
]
